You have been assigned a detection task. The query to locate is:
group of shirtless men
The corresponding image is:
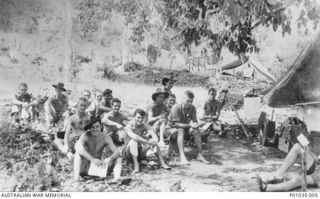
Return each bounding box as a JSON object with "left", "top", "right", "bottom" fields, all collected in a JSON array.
[
  {"left": 10, "top": 79, "right": 320, "bottom": 191},
  {"left": 11, "top": 78, "right": 226, "bottom": 184}
]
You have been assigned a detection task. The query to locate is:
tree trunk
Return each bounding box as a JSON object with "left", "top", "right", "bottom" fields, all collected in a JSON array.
[{"left": 63, "top": 0, "right": 73, "bottom": 82}]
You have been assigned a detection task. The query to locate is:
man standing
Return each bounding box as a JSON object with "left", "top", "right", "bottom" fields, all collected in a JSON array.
[
  {"left": 44, "top": 82, "right": 69, "bottom": 128},
  {"left": 123, "top": 109, "right": 171, "bottom": 173},
  {"left": 55, "top": 97, "right": 91, "bottom": 156},
  {"left": 74, "top": 116, "right": 123, "bottom": 182},
  {"left": 166, "top": 90, "right": 209, "bottom": 165},
  {"left": 101, "top": 98, "right": 129, "bottom": 146}
]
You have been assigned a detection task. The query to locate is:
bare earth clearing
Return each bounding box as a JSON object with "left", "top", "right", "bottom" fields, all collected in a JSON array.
[{"left": 0, "top": 79, "right": 319, "bottom": 192}]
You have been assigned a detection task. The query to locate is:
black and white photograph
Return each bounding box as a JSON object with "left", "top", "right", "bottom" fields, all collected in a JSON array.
[{"left": 0, "top": 0, "right": 320, "bottom": 194}]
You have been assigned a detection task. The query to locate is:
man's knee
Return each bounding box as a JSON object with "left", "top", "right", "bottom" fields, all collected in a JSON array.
[
  {"left": 291, "top": 143, "right": 303, "bottom": 154},
  {"left": 128, "top": 140, "right": 139, "bottom": 156},
  {"left": 177, "top": 128, "right": 185, "bottom": 136}
]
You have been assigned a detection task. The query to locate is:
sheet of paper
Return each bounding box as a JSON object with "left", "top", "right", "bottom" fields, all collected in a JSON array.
[
  {"left": 297, "top": 134, "right": 309, "bottom": 147},
  {"left": 201, "top": 122, "right": 213, "bottom": 131},
  {"left": 88, "top": 163, "right": 108, "bottom": 177}
]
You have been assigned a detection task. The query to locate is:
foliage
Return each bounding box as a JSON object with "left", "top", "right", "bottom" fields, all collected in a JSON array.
[
  {"left": 74, "top": 0, "right": 114, "bottom": 39},
  {"left": 74, "top": 0, "right": 320, "bottom": 57},
  {"left": 0, "top": 127, "right": 62, "bottom": 191}
]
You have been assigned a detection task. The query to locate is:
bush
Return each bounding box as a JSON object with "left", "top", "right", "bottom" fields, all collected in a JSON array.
[{"left": 97, "top": 64, "right": 118, "bottom": 81}]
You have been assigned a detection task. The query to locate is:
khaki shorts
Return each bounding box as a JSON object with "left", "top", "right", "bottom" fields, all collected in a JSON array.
[{"left": 122, "top": 140, "right": 153, "bottom": 162}]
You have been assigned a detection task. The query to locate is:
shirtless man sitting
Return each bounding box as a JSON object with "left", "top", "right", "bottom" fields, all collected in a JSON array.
[
  {"left": 11, "top": 82, "right": 39, "bottom": 125},
  {"left": 257, "top": 143, "right": 320, "bottom": 191},
  {"left": 123, "top": 109, "right": 171, "bottom": 173},
  {"left": 199, "top": 88, "right": 227, "bottom": 140},
  {"left": 55, "top": 97, "right": 91, "bottom": 156},
  {"left": 86, "top": 89, "right": 111, "bottom": 118},
  {"left": 166, "top": 90, "right": 209, "bottom": 165},
  {"left": 146, "top": 88, "right": 170, "bottom": 146},
  {"left": 44, "top": 82, "right": 69, "bottom": 129},
  {"left": 74, "top": 116, "right": 123, "bottom": 182},
  {"left": 101, "top": 98, "right": 129, "bottom": 146}
]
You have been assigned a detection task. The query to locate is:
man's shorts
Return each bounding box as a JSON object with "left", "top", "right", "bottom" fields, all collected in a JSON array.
[
  {"left": 307, "top": 160, "right": 317, "bottom": 175},
  {"left": 122, "top": 141, "right": 148, "bottom": 162},
  {"left": 165, "top": 127, "right": 194, "bottom": 141},
  {"left": 79, "top": 157, "right": 115, "bottom": 177}
]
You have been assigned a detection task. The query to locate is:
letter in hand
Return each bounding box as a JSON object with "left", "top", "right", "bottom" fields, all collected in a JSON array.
[
  {"left": 92, "top": 158, "right": 103, "bottom": 167},
  {"left": 102, "top": 158, "right": 111, "bottom": 169}
]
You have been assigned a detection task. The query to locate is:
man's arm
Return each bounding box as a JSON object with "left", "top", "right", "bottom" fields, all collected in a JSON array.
[
  {"left": 101, "top": 114, "right": 123, "bottom": 129},
  {"left": 85, "top": 102, "right": 96, "bottom": 113},
  {"left": 12, "top": 97, "right": 25, "bottom": 106},
  {"left": 169, "top": 121, "right": 191, "bottom": 129},
  {"left": 127, "top": 129, "right": 153, "bottom": 145},
  {"left": 104, "top": 135, "right": 120, "bottom": 161},
  {"left": 147, "top": 109, "right": 162, "bottom": 124},
  {"left": 44, "top": 97, "right": 54, "bottom": 114},
  {"left": 96, "top": 103, "right": 112, "bottom": 112},
  {"left": 63, "top": 118, "right": 73, "bottom": 153}
]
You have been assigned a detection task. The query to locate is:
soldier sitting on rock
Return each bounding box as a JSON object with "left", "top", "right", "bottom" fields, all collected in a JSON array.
[
  {"left": 11, "top": 82, "right": 39, "bottom": 126},
  {"left": 74, "top": 116, "right": 125, "bottom": 183},
  {"left": 166, "top": 90, "right": 209, "bottom": 165},
  {"left": 55, "top": 97, "right": 91, "bottom": 158},
  {"left": 123, "top": 109, "right": 171, "bottom": 173},
  {"left": 86, "top": 89, "right": 111, "bottom": 118},
  {"left": 199, "top": 88, "right": 228, "bottom": 140},
  {"left": 146, "top": 88, "right": 170, "bottom": 147},
  {"left": 101, "top": 98, "right": 129, "bottom": 146},
  {"left": 44, "top": 82, "right": 69, "bottom": 129}
]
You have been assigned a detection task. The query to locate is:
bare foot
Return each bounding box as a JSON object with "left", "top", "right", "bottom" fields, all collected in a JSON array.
[
  {"left": 180, "top": 158, "right": 190, "bottom": 165},
  {"left": 161, "top": 164, "right": 171, "bottom": 170},
  {"left": 197, "top": 155, "right": 209, "bottom": 164}
]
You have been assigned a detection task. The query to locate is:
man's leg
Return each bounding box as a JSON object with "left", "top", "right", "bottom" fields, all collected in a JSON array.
[
  {"left": 158, "top": 121, "right": 166, "bottom": 146},
  {"left": 127, "top": 140, "right": 140, "bottom": 173},
  {"left": 73, "top": 153, "right": 82, "bottom": 181},
  {"left": 173, "top": 128, "right": 189, "bottom": 165},
  {"left": 106, "top": 157, "right": 122, "bottom": 180},
  {"left": 154, "top": 144, "right": 171, "bottom": 169},
  {"left": 54, "top": 138, "right": 68, "bottom": 155},
  {"left": 276, "top": 143, "right": 314, "bottom": 178},
  {"left": 265, "top": 174, "right": 316, "bottom": 192},
  {"left": 193, "top": 129, "right": 209, "bottom": 164}
]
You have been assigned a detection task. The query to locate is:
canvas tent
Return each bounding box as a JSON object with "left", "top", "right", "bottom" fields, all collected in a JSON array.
[
  {"left": 263, "top": 31, "right": 320, "bottom": 108},
  {"left": 219, "top": 57, "right": 277, "bottom": 83}
]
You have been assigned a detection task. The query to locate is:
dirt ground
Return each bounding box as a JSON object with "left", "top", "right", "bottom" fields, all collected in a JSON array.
[
  {"left": 0, "top": 79, "right": 319, "bottom": 192},
  {"left": 1, "top": 127, "right": 320, "bottom": 192}
]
